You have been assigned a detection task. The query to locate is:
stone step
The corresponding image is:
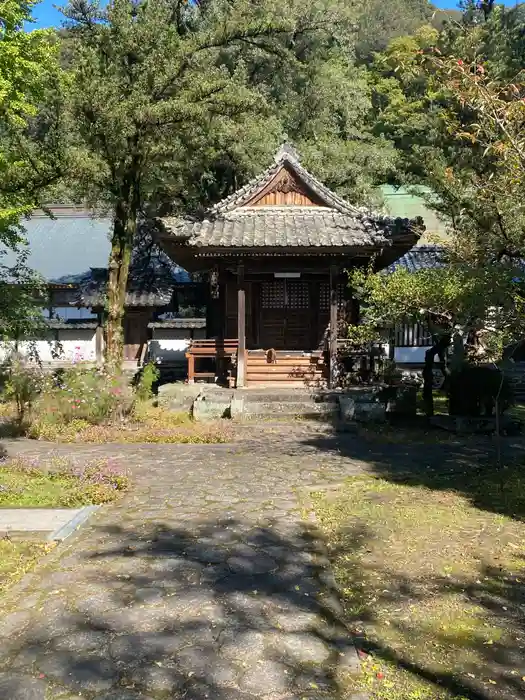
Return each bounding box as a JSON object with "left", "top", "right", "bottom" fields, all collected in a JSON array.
[
  {"left": 240, "top": 390, "right": 339, "bottom": 404},
  {"left": 245, "top": 373, "right": 325, "bottom": 383},
  {"left": 241, "top": 400, "right": 339, "bottom": 418}
]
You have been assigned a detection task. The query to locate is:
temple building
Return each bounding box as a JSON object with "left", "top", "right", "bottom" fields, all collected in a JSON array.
[{"left": 157, "top": 145, "right": 423, "bottom": 387}]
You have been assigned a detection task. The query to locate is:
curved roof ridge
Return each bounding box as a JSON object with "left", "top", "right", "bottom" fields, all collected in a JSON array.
[{"left": 209, "top": 145, "right": 361, "bottom": 216}]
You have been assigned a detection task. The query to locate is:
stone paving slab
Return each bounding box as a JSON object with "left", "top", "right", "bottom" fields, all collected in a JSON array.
[{"left": 0, "top": 508, "right": 82, "bottom": 536}]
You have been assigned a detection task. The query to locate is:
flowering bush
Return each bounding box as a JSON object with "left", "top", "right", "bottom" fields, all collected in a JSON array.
[
  {"left": 0, "top": 356, "right": 45, "bottom": 422},
  {"left": 32, "top": 366, "right": 132, "bottom": 428}
]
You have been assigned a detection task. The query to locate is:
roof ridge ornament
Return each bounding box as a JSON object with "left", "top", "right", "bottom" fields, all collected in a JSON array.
[{"left": 274, "top": 142, "right": 301, "bottom": 165}]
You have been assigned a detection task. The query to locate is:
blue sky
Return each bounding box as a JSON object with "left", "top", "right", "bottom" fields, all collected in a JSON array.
[
  {"left": 30, "top": 1, "right": 67, "bottom": 28},
  {"left": 29, "top": 0, "right": 520, "bottom": 30}
]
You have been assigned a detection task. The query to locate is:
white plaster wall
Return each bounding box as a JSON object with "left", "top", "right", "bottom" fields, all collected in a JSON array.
[
  {"left": 56, "top": 330, "right": 97, "bottom": 362},
  {"left": 394, "top": 346, "right": 434, "bottom": 364},
  {"left": 148, "top": 327, "right": 206, "bottom": 364},
  {"left": 0, "top": 330, "right": 96, "bottom": 364}
]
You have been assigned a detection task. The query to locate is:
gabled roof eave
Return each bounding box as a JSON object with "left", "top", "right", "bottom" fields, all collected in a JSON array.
[{"left": 205, "top": 144, "right": 362, "bottom": 216}]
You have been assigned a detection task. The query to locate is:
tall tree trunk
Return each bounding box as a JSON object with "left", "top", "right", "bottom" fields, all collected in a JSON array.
[
  {"left": 422, "top": 333, "right": 451, "bottom": 417},
  {"left": 105, "top": 196, "right": 138, "bottom": 369}
]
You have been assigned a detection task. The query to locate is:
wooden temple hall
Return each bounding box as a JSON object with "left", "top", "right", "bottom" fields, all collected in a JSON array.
[{"left": 157, "top": 145, "right": 422, "bottom": 387}]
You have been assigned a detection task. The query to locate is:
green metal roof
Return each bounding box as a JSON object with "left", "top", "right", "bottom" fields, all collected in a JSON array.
[{"left": 380, "top": 186, "right": 449, "bottom": 240}]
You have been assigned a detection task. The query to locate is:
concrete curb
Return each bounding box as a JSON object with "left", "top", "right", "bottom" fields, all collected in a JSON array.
[{"left": 47, "top": 505, "right": 99, "bottom": 542}]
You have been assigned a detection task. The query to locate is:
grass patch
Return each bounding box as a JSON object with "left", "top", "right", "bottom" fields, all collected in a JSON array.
[
  {"left": 0, "top": 539, "right": 55, "bottom": 596},
  {"left": 0, "top": 457, "right": 129, "bottom": 507},
  {"left": 312, "top": 476, "right": 525, "bottom": 699},
  {"left": 5, "top": 400, "right": 233, "bottom": 444},
  {"left": 28, "top": 419, "right": 232, "bottom": 444}
]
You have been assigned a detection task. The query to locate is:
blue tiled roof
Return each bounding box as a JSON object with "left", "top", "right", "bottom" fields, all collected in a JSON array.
[
  {"left": 1, "top": 211, "right": 111, "bottom": 281},
  {"left": 387, "top": 245, "right": 445, "bottom": 273},
  {"left": 0, "top": 209, "right": 191, "bottom": 304}
]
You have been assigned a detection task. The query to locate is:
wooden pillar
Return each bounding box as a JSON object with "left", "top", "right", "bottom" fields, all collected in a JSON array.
[
  {"left": 207, "top": 265, "right": 223, "bottom": 339},
  {"left": 95, "top": 321, "right": 104, "bottom": 365},
  {"left": 252, "top": 280, "right": 260, "bottom": 347},
  {"left": 237, "top": 263, "right": 246, "bottom": 388},
  {"left": 187, "top": 353, "right": 195, "bottom": 384},
  {"left": 329, "top": 264, "right": 338, "bottom": 389},
  {"left": 309, "top": 279, "right": 320, "bottom": 351},
  {"left": 218, "top": 267, "right": 226, "bottom": 340}
]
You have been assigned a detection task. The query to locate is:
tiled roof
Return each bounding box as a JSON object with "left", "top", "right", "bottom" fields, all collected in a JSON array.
[
  {"left": 75, "top": 266, "right": 180, "bottom": 308},
  {"left": 387, "top": 245, "right": 445, "bottom": 273},
  {"left": 11, "top": 213, "right": 192, "bottom": 307},
  {"left": 160, "top": 147, "right": 422, "bottom": 250},
  {"left": 163, "top": 207, "right": 416, "bottom": 249},
  {"left": 46, "top": 320, "right": 98, "bottom": 330},
  {"left": 1, "top": 211, "right": 111, "bottom": 281},
  {"left": 148, "top": 318, "right": 206, "bottom": 329},
  {"left": 0, "top": 210, "right": 192, "bottom": 307}
]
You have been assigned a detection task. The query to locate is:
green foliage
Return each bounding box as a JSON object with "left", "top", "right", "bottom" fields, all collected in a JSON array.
[
  {"left": 1, "top": 1, "right": 65, "bottom": 226},
  {"left": 349, "top": 255, "right": 525, "bottom": 362},
  {"left": 345, "top": 322, "right": 382, "bottom": 347},
  {"left": 363, "top": 5, "right": 525, "bottom": 386},
  {"left": 354, "top": 0, "right": 433, "bottom": 62},
  {"left": 0, "top": 1, "right": 67, "bottom": 340},
  {"left": 0, "top": 455, "right": 129, "bottom": 506},
  {"left": 134, "top": 361, "right": 160, "bottom": 402},
  {"left": 369, "top": 12, "right": 525, "bottom": 266}
]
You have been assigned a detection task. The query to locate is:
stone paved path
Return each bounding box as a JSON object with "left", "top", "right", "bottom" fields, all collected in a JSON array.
[
  {"left": 0, "top": 423, "right": 507, "bottom": 700},
  {"left": 0, "top": 424, "right": 373, "bottom": 700}
]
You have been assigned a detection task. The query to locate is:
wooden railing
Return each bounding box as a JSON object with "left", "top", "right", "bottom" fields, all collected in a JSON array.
[{"left": 186, "top": 339, "right": 239, "bottom": 385}]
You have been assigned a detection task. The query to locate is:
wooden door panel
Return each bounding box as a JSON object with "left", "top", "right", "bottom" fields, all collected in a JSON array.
[{"left": 258, "top": 280, "right": 312, "bottom": 350}]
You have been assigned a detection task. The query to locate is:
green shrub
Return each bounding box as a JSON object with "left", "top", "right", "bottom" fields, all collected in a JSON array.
[
  {"left": 32, "top": 366, "right": 132, "bottom": 427},
  {"left": 1, "top": 356, "right": 45, "bottom": 422},
  {"left": 134, "top": 361, "right": 160, "bottom": 402}
]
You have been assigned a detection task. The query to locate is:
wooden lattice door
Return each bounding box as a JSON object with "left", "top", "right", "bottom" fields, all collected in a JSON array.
[{"left": 259, "top": 280, "right": 311, "bottom": 350}]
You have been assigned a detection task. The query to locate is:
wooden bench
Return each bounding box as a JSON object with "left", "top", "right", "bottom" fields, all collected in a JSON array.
[{"left": 186, "top": 339, "right": 239, "bottom": 385}]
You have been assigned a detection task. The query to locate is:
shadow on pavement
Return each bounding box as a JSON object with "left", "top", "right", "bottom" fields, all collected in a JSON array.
[{"left": 0, "top": 517, "right": 361, "bottom": 699}]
